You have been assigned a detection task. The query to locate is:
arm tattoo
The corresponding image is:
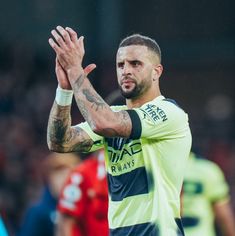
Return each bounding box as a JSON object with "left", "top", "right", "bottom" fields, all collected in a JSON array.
[
  {"left": 70, "top": 74, "right": 132, "bottom": 137},
  {"left": 48, "top": 104, "right": 71, "bottom": 145},
  {"left": 76, "top": 99, "right": 93, "bottom": 126},
  {"left": 74, "top": 73, "right": 86, "bottom": 88},
  {"left": 118, "top": 110, "right": 131, "bottom": 135},
  {"left": 99, "top": 111, "right": 131, "bottom": 137},
  {"left": 47, "top": 102, "right": 93, "bottom": 152},
  {"left": 82, "top": 89, "right": 106, "bottom": 111},
  {"left": 67, "top": 127, "right": 93, "bottom": 152},
  {"left": 49, "top": 118, "right": 69, "bottom": 144}
]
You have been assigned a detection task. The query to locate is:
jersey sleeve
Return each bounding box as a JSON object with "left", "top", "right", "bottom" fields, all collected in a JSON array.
[
  {"left": 205, "top": 162, "right": 229, "bottom": 203},
  {"left": 127, "top": 100, "right": 190, "bottom": 140},
  {"left": 75, "top": 122, "right": 104, "bottom": 152},
  {"left": 58, "top": 168, "right": 88, "bottom": 219}
]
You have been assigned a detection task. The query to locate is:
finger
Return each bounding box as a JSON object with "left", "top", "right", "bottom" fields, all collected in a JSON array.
[
  {"left": 56, "top": 25, "right": 72, "bottom": 46},
  {"left": 84, "top": 63, "right": 96, "bottom": 76},
  {"left": 49, "top": 38, "right": 63, "bottom": 54},
  {"left": 51, "top": 29, "right": 67, "bottom": 48},
  {"left": 55, "top": 57, "right": 60, "bottom": 72},
  {"left": 65, "top": 27, "right": 78, "bottom": 43},
  {"left": 56, "top": 57, "right": 65, "bottom": 69},
  {"left": 77, "top": 36, "right": 85, "bottom": 55},
  {"left": 55, "top": 57, "right": 61, "bottom": 68}
]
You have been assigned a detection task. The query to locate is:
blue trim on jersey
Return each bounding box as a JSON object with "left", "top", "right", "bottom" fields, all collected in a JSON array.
[
  {"left": 108, "top": 167, "right": 148, "bottom": 201},
  {"left": 126, "top": 110, "right": 142, "bottom": 139},
  {"left": 182, "top": 216, "right": 199, "bottom": 228},
  {"left": 106, "top": 137, "right": 133, "bottom": 150},
  {"left": 163, "top": 98, "right": 180, "bottom": 108},
  {"left": 183, "top": 180, "right": 204, "bottom": 194},
  {"left": 176, "top": 218, "right": 185, "bottom": 236},
  {"left": 110, "top": 222, "right": 159, "bottom": 236},
  {"left": 109, "top": 219, "right": 184, "bottom": 236}
]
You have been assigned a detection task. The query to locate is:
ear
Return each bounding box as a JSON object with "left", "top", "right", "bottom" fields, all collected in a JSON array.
[{"left": 153, "top": 64, "right": 163, "bottom": 81}]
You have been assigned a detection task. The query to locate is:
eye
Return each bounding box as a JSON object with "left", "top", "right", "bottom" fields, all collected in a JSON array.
[
  {"left": 117, "top": 62, "right": 124, "bottom": 68},
  {"left": 130, "top": 60, "right": 141, "bottom": 67}
]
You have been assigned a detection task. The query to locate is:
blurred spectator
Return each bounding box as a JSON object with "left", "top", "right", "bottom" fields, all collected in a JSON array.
[
  {"left": 16, "top": 152, "right": 80, "bottom": 236},
  {"left": 56, "top": 150, "right": 109, "bottom": 236},
  {"left": 182, "top": 152, "right": 235, "bottom": 236}
]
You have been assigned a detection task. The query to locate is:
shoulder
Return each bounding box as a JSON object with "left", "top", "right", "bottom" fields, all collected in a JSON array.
[
  {"left": 137, "top": 96, "right": 188, "bottom": 124},
  {"left": 192, "top": 156, "right": 225, "bottom": 179},
  {"left": 156, "top": 97, "right": 187, "bottom": 116},
  {"left": 195, "top": 157, "right": 222, "bottom": 171}
]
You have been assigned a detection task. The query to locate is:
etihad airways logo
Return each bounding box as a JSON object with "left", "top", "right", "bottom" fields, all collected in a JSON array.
[
  {"left": 106, "top": 137, "right": 142, "bottom": 163},
  {"left": 110, "top": 159, "right": 135, "bottom": 173}
]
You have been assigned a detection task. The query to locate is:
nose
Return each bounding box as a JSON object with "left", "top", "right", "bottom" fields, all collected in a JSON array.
[{"left": 122, "top": 63, "right": 132, "bottom": 75}]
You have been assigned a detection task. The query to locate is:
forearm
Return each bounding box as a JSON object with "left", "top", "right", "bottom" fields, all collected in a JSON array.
[
  {"left": 70, "top": 73, "right": 131, "bottom": 137},
  {"left": 47, "top": 101, "right": 73, "bottom": 152},
  {"left": 47, "top": 99, "right": 94, "bottom": 153},
  {"left": 214, "top": 200, "right": 235, "bottom": 236}
]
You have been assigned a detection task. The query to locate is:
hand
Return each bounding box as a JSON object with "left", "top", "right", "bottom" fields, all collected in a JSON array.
[
  {"left": 49, "top": 26, "right": 85, "bottom": 82},
  {"left": 49, "top": 26, "right": 96, "bottom": 87},
  {"left": 55, "top": 57, "right": 96, "bottom": 90},
  {"left": 55, "top": 57, "right": 72, "bottom": 90}
]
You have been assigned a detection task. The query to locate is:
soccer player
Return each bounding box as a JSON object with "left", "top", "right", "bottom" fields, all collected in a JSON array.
[
  {"left": 47, "top": 26, "right": 192, "bottom": 236},
  {"left": 56, "top": 150, "right": 108, "bottom": 236},
  {"left": 182, "top": 152, "right": 235, "bottom": 236}
]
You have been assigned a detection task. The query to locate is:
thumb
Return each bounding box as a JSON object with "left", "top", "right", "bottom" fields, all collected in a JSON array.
[{"left": 84, "top": 63, "right": 96, "bottom": 76}]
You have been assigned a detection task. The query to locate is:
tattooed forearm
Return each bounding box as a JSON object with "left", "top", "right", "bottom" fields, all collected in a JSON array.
[
  {"left": 82, "top": 89, "right": 106, "bottom": 111},
  {"left": 71, "top": 76, "right": 109, "bottom": 127},
  {"left": 115, "top": 110, "right": 132, "bottom": 136},
  {"left": 76, "top": 99, "right": 93, "bottom": 126},
  {"left": 97, "top": 111, "right": 131, "bottom": 137},
  {"left": 47, "top": 102, "right": 93, "bottom": 152},
  {"left": 70, "top": 74, "right": 132, "bottom": 138},
  {"left": 74, "top": 73, "right": 86, "bottom": 88},
  {"left": 49, "top": 118, "right": 70, "bottom": 144},
  {"left": 47, "top": 102, "right": 71, "bottom": 148},
  {"left": 68, "top": 127, "right": 93, "bottom": 152},
  {"left": 73, "top": 75, "right": 106, "bottom": 111}
]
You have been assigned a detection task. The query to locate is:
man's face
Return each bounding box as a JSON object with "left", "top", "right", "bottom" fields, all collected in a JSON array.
[{"left": 116, "top": 45, "right": 156, "bottom": 99}]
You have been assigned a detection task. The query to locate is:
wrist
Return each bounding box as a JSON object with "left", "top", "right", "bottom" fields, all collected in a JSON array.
[
  {"left": 67, "top": 67, "right": 84, "bottom": 82},
  {"left": 55, "top": 85, "right": 73, "bottom": 106}
]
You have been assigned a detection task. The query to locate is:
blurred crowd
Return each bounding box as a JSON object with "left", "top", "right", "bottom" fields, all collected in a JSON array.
[{"left": 0, "top": 41, "right": 234, "bottom": 236}]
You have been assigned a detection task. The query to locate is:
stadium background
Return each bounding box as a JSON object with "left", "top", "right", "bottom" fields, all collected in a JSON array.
[{"left": 0, "top": 0, "right": 234, "bottom": 235}]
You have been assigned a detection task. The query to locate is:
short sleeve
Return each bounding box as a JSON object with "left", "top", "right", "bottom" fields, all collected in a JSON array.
[
  {"left": 131, "top": 100, "right": 189, "bottom": 140},
  {"left": 76, "top": 122, "right": 104, "bottom": 152},
  {"left": 205, "top": 163, "right": 229, "bottom": 203},
  {"left": 58, "top": 169, "right": 88, "bottom": 218}
]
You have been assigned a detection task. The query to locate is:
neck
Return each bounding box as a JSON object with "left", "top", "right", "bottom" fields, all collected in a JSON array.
[{"left": 126, "top": 86, "right": 161, "bottom": 109}]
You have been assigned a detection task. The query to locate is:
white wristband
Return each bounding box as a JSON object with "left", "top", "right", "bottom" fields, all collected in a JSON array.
[{"left": 55, "top": 85, "right": 73, "bottom": 106}]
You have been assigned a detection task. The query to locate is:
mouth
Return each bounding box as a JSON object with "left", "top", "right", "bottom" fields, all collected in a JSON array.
[
  {"left": 121, "top": 78, "right": 135, "bottom": 86},
  {"left": 121, "top": 80, "right": 136, "bottom": 91},
  {"left": 122, "top": 80, "right": 133, "bottom": 86}
]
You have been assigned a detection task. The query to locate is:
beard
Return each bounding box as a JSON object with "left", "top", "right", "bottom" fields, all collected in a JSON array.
[{"left": 118, "top": 79, "right": 151, "bottom": 99}]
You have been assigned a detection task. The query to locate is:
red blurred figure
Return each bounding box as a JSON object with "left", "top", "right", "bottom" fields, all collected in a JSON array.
[{"left": 56, "top": 150, "right": 108, "bottom": 236}]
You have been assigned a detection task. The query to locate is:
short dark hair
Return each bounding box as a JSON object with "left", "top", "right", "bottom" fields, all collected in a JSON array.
[{"left": 119, "top": 34, "right": 161, "bottom": 62}]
